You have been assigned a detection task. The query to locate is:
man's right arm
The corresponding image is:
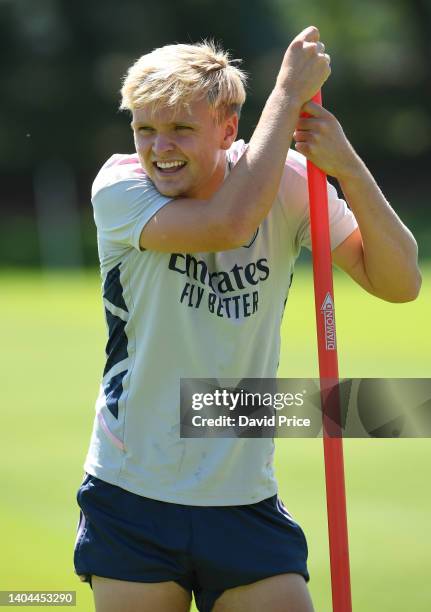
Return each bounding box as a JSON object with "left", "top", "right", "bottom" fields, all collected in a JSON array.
[{"left": 140, "top": 26, "right": 331, "bottom": 253}]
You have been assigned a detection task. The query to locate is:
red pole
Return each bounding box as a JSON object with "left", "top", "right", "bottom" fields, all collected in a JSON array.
[{"left": 304, "top": 90, "right": 352, "bottom": 612}]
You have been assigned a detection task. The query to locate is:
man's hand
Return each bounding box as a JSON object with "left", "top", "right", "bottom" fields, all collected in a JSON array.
[
  {"left": 276, "top": 26, "right": 331, "bottom": 106},
  {"left": 293, "top": 102, "right": 421, "bottom": 302},
  {"left": 293, "top": 101, "right": 360, "bottom": 179}
]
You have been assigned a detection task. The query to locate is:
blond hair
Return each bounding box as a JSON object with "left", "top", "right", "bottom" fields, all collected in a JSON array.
[{"left": 120, "top": 40, "right": 247, "bottom": 123}]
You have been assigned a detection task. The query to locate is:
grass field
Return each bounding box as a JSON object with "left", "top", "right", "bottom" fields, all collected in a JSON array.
[{"left": 1, "top": 264, "right": 430, "bottom": 611}]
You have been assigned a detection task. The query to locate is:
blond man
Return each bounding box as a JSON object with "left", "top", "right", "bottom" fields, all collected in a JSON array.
[{"left": 73, "top": 27, "right": 420, "bottom": 612}]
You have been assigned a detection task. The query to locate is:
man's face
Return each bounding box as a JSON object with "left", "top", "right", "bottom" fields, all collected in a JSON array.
[{"left": 131, "top": 96, "right": 237, "bottom": 199}]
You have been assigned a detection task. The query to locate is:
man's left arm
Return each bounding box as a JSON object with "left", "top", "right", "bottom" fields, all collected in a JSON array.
[{"left": 294, "top": 101, "right": 422, "bottom": 303}]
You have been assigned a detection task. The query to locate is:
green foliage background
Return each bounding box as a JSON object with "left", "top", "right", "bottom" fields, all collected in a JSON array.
[{"left": 1, "top": 0, "right": 430, "bottom": 264}]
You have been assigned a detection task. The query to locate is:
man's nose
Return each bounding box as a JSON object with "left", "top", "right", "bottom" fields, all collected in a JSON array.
[{"left": 152, "top": 134, "right": 175, "bottom": 156}]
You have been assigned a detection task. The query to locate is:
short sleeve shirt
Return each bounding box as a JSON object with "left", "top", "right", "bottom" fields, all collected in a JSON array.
[{"left": 83, "top": 141, "right": 358, "bottom": 505}]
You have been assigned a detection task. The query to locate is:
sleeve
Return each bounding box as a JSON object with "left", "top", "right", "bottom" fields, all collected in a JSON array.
[
  {"left": 277, "top": 151, "right": 358, "bottom": 254},
  {"left": 297, "top": 180, "right": 358, "bottom": 251},
  {"left": 92, "top": 173, "right": 173, "bottom": 251}
]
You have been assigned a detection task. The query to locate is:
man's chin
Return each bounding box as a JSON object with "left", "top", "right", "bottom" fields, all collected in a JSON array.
[
  {"left": 152, "top": 180, "right": 190, "bottom": 198},
  {"left": 146, "top": 169, "right": 196, "bottom": 198},
  {"left": 156, "top": 185, "right": 185, "bottom": 198}
]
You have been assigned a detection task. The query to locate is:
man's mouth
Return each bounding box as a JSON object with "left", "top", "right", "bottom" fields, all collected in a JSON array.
[{"left": 153, "top": 160, "right": 187, "bottom": 174}]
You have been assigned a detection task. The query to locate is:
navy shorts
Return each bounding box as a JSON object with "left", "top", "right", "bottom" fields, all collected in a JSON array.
[{"left": 74, "top": 473, "right": 309, "bottom": 612}]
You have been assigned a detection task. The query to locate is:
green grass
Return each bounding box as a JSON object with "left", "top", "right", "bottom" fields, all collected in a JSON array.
[{"left": 1, "top": 264, "right": 430, "bottom": 610}]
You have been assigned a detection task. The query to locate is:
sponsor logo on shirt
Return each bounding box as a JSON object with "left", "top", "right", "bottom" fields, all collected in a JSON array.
[{"left": 168, "top": 253, "right": 270, "bottom": 320}]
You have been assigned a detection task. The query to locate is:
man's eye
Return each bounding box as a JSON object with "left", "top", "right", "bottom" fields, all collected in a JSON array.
[
  {"left": 138, "top": 126, "right": 153, "bottom": 132},
  {"left": 175, "top": 126, "right": 192, "bottom": 131}
]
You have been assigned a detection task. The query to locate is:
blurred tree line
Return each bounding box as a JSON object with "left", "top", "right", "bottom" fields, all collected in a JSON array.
[{"left": 1, "top": 0, "right": 430, "bottom": 266}]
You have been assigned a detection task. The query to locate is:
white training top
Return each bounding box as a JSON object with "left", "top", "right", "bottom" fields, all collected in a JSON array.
[{"left": 83, "top": 140, "right": 358, "bottom": 505}]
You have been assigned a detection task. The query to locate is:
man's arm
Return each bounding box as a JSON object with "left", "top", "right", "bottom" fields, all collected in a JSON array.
[
  {"left": 294, "top": 101, "right": 421, "bottom": 303},
  {"left": 139, "top": 26, "right": 331, "bottom": 253}
]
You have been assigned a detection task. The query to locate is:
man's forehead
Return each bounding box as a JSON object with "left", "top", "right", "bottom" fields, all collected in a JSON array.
[{"left": 132, "top": 97, "right": 214, "bottom": 125}]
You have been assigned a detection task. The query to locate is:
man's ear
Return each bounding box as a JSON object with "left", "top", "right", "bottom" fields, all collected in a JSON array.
[{"left": 220, "top": 113, "right": 239, "bottom": 150}]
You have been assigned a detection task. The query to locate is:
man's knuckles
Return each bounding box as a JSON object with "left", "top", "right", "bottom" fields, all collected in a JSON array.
[{"left": 300, "top": 26, "right": 320, "bottom": 42}]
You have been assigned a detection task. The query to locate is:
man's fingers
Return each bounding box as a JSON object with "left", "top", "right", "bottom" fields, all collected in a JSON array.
[
  {"left": 293, "top": 129, "right": 308, "bottom": 142},
  {"left": 299, "top": 26, "right": 320, "bottom": 42},
  {"left": 303, "top": 42, "right": 329, "bottom": 58},
  {"left": 301, "top": 100, "right": 327, "bottom": 116},
  {"left": 296, "top": 117, "right": 324, "bottom": 131}
]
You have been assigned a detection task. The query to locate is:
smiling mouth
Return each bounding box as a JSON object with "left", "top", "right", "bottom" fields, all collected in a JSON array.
[{"left": 153, "top": 161, "right": 187, "bottom": 175}]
